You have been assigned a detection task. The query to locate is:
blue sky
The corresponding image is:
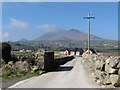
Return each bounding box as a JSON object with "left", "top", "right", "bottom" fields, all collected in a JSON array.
[{"left": 2, "top": 2, "right": 118, "bottom": 41}]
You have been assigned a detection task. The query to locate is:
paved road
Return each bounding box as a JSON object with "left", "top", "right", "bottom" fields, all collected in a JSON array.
[{"left": 9, "top": 57, "right": 100, "bottom": 88}]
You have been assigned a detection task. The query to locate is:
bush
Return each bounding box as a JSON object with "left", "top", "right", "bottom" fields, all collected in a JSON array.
[
  {"left": 26, "top": 56, "right": 35, "bottom": 66},
  {"left": 1, "top": 42, "right": 11, "bottom": 63},
  {"left": 11, "top": 54, "right": 19, "bottom": 63}
]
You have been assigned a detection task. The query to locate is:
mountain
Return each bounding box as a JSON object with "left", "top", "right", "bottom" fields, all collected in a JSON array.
[
  {"left": 35, "top": 29, "right": 102, "bottom": 41},
  {"left": 19, "top": 38, "right": 28, "bottom": 42}
]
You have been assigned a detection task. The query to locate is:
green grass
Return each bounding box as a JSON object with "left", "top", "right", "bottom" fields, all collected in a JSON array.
[
  {"left": 11, "top": 51, "right": 32, "bottom": 55},
  {"left": 2, "top": 70, "right": 41, "bottom": 81}
]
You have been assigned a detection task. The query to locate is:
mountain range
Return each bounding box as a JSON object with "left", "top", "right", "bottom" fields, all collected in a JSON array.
[{"left": 35, "top": 29, "right": 102, "bottom": 41}]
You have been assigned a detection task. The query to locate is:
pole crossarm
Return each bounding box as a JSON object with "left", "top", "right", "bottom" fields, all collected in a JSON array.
[{"left": 83, "top": 17, "right": 95, "bottom": 19}]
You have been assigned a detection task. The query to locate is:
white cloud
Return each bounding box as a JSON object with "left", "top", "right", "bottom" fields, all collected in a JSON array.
[
  {"left": 0, "top": 32, "right": 10, "bottom": 39},
  {"left": 4, "top": 18, "right": 29, "bottom": 30},
  {"left": 37, "top": 24, "right": 64, "bottom": 33}
]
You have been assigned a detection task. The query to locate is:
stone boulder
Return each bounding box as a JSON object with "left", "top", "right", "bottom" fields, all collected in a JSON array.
[
  {"left": 109, "top": 68, "right": 118, "bottom": 74},
  {"left": 106, "top": 58, "right": 111, "bottom": 64},
  {"left": 109, "top": 57, "right": 120, "bottom": 68},
  {"left": 105, "top": 63, "right": 110, "bottom": 73},
  {"left": 105, "top": 63, "right": 118, "bottom": 74},
  {"left": 117, "top": 62, "right": 120, "bottom": 68},
  {"left": 32, "top": 66, "right": 39, "bottom": 72},
  {"left": 15, "top": 61, "right": 31, "bottom": 72},
  {"left": 110, "top": 74, "right": 120, "bottom": 86},
  {"left": 0, "top": 59, "right": 5, "bottom": 68},
  {"left": 95, "top": 60, "right": 105, "bottom": 71},
  {"left": 7, "top": 61, "right": 14, "bottom": 69},
  {"left": 118, "top": 69, "right": 120, "bottom": 75},
  {"left": 98, "top": 72, "right": 111, "bottom": 85},
  {"left": 34, "top": 60, "right": 44, "bottom": 69},
  {"left": 34, "top": 51, "right": 44, "bottom": 60},
  {"left": 95, "top": 69, "right": 101, "bottom": 79}
]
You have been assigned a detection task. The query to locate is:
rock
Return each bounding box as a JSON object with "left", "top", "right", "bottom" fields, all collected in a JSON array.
[
  {"left": 105, "top": 63, "right": 110, "bottom": 73},
  {"left": 39, "top": 71, "right": 43, "bottom": 75},
  {"left": 109, "top": 68, "right": 118, "bottom": 74},
  {"left": 103, "top": 74, "right": 111, "bottom": 85},
  {"left": 106, "top": 58, "right": 111, "bottom": 64},
  {"left": 104, "top": 85, "right": 115, "bottom": 88},
  {"left": 23, "top": 61, "right": 31, "bottom": 72},
  {"left": 98, "top": 55, "right": 106, "bottom": 63},
  {"left": 99, "top": 72, "right": 109, "bottom": 85},
  {"left": 34, "top": 60, "right": 44, "bottom": 69},
  {"left": 8, "top": 61, "right": 13, "bottom": 65},
  {"left": 117, "top": 62, "right": 120, "bottom": 68},
  {"left": 110, "top": 74, "right": 120, "bottom": 87},
  {"left": 82, "top": 51, "right": 95, "bottom": 58},
  {"left": 0, "top": 59, "right": 5, "bottom": 67},
  {"left": 85, "top": 50, "right": 93, "bottom": 54},
  {"left": 95, "top": 70, "right": 101, "bottom": 79},
  {"left": 96, "top": 79, "right": 101, "bottom": 85},
  {"left": 34, "top": 51, "right": 44, "bottom": 60},
  {"left": 8, "top": 61, "right": 14, "bottom": 69},
  {"left": 32, "top": 66, "right": 39, "bottom": 72},
  {"left": 109, "top": 57, "right": 120, "bottom": 68},
  {"left": 101, "top": 64, "right": 105, "bottom": 71},
  {"left": 15, "top": 61, "right": 31, "bottom": 72},
  {"left": 82, "top": 53, "right": 120, "bottom": 87},
  {"left": 95, "top": 60, "right": 105, "bottom": 71},
  {"left": 105, "top": 63, "right": 118, "bottom": 74},
  {"left": 95, "top": 60, "right": 101, "bottom": 69},
  {"left": 118, "top": 69, "right": 120, "bottom": 75},
  {"left": 91, "top": 73, "right": 96, "bottom": 78}
]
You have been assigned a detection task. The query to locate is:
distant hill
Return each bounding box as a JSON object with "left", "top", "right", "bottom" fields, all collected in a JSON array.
[
  {"left": 35, "top": 29, "right": 102, "bottom": 41},
  {"left": 19, "top": 38, "right": 28, "bottom": 42}
]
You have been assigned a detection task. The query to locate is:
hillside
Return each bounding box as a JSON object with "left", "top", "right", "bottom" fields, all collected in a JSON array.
[{"left": 35, "top": 29, "right": 102, "bottom": 41}]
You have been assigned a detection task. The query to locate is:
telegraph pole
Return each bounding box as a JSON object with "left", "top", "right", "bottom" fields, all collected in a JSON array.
[{"left": 83, "top": 12, "right": 95, "bottom": 53}]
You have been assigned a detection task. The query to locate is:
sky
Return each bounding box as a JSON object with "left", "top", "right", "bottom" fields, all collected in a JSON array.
[{"left": 1, "top": 2, "right": 118, "bottom": 41}]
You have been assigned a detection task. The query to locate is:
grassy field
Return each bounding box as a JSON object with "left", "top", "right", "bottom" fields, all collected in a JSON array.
[
  {"left": 2, "top": 70, "right": 40, "bottom": 81},
  {"left": 11, "top": 51, "right": 32, "bottom": 55}
]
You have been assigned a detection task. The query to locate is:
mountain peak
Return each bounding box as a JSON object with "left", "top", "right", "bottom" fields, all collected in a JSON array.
[
  {"left": 69, "top": 29, "right": 79, "bottom": 32},
  {"left": 19, "top": 38, "right": 28, "bottom": 41},
  {"left": 35, "top": 29, "right": 102, "bottom": 41}
]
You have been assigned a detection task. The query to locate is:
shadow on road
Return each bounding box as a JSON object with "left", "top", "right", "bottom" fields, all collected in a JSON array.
[{"left": 52, "top": 66, "right": 74, "bottom": 72}]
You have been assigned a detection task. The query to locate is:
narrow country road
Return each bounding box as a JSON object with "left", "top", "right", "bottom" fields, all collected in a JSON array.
[{"left": 9, "top": 57, "right": 100, "bottom": 88}]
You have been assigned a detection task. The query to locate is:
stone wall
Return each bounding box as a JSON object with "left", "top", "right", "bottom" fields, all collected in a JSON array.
[
  {"left": 1, "top": 50, "right": 74, "bottom": 76},
  {"left": 1, "top": 50, "right": 45, "bottom": 77},
  {"left": 81, "top": 52, "right": 120, "bottom": 87},
  {"left": 44, "top": 51, "right": 74, "bottom": 72}
]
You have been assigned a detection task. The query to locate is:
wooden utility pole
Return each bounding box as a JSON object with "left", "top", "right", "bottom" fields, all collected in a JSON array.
[{"left": 83, "top": 12, "right": 95, "bottom": 53}]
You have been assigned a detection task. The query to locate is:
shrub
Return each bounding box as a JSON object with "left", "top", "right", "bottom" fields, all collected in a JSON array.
[
  {"left": 26, "top": 56, "right": 35, "bottom": 66},
  {"left": 1, "top": 42, "right": 11, "bottom": 63},
  {"left": 11, "top": 54, "right": 19, "bottom": 63}
]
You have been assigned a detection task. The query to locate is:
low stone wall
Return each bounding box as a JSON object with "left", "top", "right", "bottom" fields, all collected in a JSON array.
[
  {"left": 81, "top": 52, "right": 120, "bottom": 87},
  {"left": 44, "top": 51, "right": 74, "bottom": 72}
]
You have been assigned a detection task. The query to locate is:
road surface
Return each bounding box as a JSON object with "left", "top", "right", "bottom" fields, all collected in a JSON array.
[{"left": 9, "top": 57, "right": 100, "bottom": 88}]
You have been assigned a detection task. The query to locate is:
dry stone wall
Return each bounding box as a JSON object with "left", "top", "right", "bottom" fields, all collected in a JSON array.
[
  {"left": 81, "top": 52, "right": 120, "bottom": 87},
  {"left": 44, "top": 51, "right": 74, "bottom": 72}
]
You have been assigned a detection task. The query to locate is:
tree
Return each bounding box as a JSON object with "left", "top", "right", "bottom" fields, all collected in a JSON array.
[{"left": 2, "top": 42, "right": 11, "bottom": 63}]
